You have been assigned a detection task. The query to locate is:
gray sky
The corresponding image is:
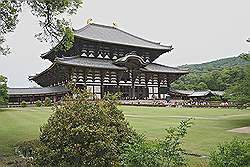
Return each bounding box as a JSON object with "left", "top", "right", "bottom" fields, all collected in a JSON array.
[{"left": 0, "top": 0, "right": 250, "bottom": 87}]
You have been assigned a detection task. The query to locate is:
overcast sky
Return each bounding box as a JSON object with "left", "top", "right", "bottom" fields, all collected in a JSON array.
[{"left": 0, "top": 0, "right": 250, "bottom": 87}]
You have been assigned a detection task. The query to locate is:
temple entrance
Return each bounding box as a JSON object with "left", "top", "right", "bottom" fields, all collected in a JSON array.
[
  {"left": 103, "top": 85, "right": 148, "bottom": 99},
  {"left": 134, "top": 86, "right": 148, "bottom": 100}
]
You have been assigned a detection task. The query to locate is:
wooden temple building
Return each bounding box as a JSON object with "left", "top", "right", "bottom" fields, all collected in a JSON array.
[{"left": 8, "top": 23, "right": 188, "bottom": 104}]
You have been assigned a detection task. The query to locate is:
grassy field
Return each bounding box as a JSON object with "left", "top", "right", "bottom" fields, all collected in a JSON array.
[{"left": 0, "top": 106, "right": 249, "bottom": 166}]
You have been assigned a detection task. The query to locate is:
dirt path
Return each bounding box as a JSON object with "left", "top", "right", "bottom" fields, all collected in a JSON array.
[
  {"left": 228, "top": 126, "right": 250, "bottom": 134},
  {"left": 125, "top": 113, "right": 250, "bottom": 120},
  {"left": 0, "top": 162, "right": 8, "bottom": 167}
]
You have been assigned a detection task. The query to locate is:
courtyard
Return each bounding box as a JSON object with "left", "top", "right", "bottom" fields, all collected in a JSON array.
[{"left": 0, "top": 106, "right": 249, "bottom": 166}]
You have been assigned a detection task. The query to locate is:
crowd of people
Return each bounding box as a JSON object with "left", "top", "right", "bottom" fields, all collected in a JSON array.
[{"left": 120, "top": 99, "right": 231, "bottom": 108}]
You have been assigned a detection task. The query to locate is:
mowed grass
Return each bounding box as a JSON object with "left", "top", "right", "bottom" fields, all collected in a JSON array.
[
  {"left": 0, "top": 106, "right": 249, "bottom": 166},
  {"left": 120, "top": 106, "right": 250, "bottom": 155},
  {"left": 0, "top": 107, "right": 52, "bottom": 155}
]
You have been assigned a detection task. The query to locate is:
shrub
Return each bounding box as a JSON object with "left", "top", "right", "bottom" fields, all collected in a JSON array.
[
  {"left": 0, "top": 75, "right": 8, "bottom": 105},
  {"left": 209, "top": 138, "right": 250, "bottom": 167},
  {"left": 160, "top": 118, "right": 193, "bottom": 167},
  {"left": 34, "top": 85, "right": 136, "bottom": 167},
  {"left": 44, "top": 97, "right": 51, "bottom": 107},
  {"left": 35, "top": 100, "right": 42, "bottom": 107},
  {"left": 121, "top": 134, "right": 162, "bottom": 167},
  {"left": 15, "top": 140, "right": 40, "bottom": 158},
  {"left": 20, "top": 101, "right": 27, "bottom": 107},
  {"left": 121, "top": 118, "right": 192, "bottom": 167}
]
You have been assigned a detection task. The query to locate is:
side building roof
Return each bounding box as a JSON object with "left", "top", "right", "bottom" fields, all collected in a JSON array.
[
  {"left": 8, "top": 86, "right": 68, "bottom": 96},
  {"left": 170, "top": 90, "right": 224, "bottom": 97}
]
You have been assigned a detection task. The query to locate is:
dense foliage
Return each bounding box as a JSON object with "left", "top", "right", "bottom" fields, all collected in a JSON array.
[
  {"left": 20, "top": 101, "right": 27, "bottom": 107},
  {"left": 34, "top": 86, "right": 136, "bottom": 167},
  {"left": 35, "top": 100, "right": 42, "bottom": 107},
  {"left": 172, "top": 55, "right": 250, "bottom": 104},
  {"left": 0, "top": 0, "right": 83, "bottom": 55},
  {"left": 172, "top": 66, "right": 246, "bottom": 91},
  {"left": 121, "top": 119, "right": 192, "bottom": 167},
  {"left": 209, "top": 138, "right": 250, "bottom": 167},
  {"left": 0, "top": 75, "right": 8, "bottom": 105},
  {"left": 225, "top": 66, "right": 250, "bottom": 104},
  {"left": 44, "top": 97, "right": 52, "bottom": 107},
  {"left": 180, "top": 56, "right": 249, "bottom": 72}
]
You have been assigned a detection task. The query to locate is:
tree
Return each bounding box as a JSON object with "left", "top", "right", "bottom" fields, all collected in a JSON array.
[
  {"left": 0, "top": 0, "right": 83, "bottom": 55},
  {"left": 224, "top": 55, "right": 250, "bottom": 105},
  {"left": 0, "top": 75, "right": 8, "bottom": 105},
  {"left": 44, "top": 97, "right": 52, "bottom": 107},
  {"left": 209, "top": 138, "right": 250, "bottom": 167},
  {"left": 121, "top": 119, "right": 193, "bottom": 167},
  {"left": 34, "top": 85, "right": 136, "bottom": 166}
]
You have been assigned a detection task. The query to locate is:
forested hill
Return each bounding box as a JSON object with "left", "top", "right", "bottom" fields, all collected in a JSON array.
[
  {"left": 172, "top": 55, "right": 249, "bottom": 91},
  {"left": 179, "top": 56, "right": 249, "bottom": 71}
]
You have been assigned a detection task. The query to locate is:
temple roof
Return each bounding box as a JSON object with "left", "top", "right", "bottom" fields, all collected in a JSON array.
[
  {"left": 8, "top": 86, "right": 68, "bottom": 96},
  {"left": 55, "top": 56, "right": 188, "bottom": 74},
  {"left": 41, "top": 23, "right": 173, "bottom": 62},
  {"left": 30, "top": 56, "right": 188, "bottom": 86},
  {"left": 56, "top": 56, "right": 127, "bottom": 70},
  {"left": 74, "top": 23, "right": 172, "bottom": 50}
]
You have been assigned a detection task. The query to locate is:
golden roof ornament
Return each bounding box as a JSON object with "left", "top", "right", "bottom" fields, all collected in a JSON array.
[
  {"left": 87, "top": 18, "right": 93, "bottom": 24},
  {"left": 113, "top": 22, "right": 118, "bottom": 28}
]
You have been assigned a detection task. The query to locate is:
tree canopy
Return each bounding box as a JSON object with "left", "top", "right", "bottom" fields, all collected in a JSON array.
[
  {"left": 172, "top": 55, "right": 250, "bottom": 104},
  {"left": 0, "top": 75, "right": 8, "bottom": 105},
  {"left": 224, "top": 55, "right": 250, "bottom": 104},
  {"left": 0, "top": 0, "right": 83, "bottom": 55},
  {"left": 172, "top": 66, "right": 246, "bottom": 91},
  {"left": 34, "top": 85, "right": 136, "bottom": 166}
]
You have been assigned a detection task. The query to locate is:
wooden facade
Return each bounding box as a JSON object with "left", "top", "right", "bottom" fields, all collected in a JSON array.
[{"left": 28, "top": 23, "right": 188, "bottom": 100}]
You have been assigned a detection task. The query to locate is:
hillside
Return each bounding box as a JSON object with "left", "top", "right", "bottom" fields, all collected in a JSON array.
[
  {"left": 172, "top": 55, "right": 249, "bottom": 91},
  {"left": 179, "top": 56, "right": 249, "bottom": 71}
]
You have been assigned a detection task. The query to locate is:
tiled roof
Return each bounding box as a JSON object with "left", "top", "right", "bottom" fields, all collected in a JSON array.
[
  {"left": 174, "top": 90, "right": 194, "bottom": 95},
  {"left": 56, "top": 56, "right": 188, "bottom": 74},
  {"left": 188, "top": 90, "right": 224, "bottom": 97},
  {"left": 56, "top": 56, "right": 126, "bottom": 70},
  {"left": 171, "top": 90, "right": 224, "bottom": 97},
  {"left": 74, "top": 23, "right": 172, "bottom": 50},
  {"left": 188, "top": 91, "right": 212, "bottom": 97},
  {"left": 8, "top": 86, "right": 68, "bottom": 95},
  {"left": 142, "top": 63, "right": 188, "bottom": 74}
]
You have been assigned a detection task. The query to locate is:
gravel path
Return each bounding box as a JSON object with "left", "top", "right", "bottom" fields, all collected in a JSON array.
[
  {"left": 125, "top": 113, "right": 250, "bottom": 120},
  {"left": 228, "top": 126, "right": 250, "bottom": 134}
]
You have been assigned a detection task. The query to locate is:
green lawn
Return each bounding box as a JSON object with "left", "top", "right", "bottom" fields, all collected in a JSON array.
[{"left": 0, "top": 106, "right": 249, "bottom": 166}]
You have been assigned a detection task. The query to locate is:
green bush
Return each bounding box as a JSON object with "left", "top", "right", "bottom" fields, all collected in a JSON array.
[
  {"left": 44, "top": 97, "right": 51, "bottom": 107},
  {"left": 15, "top": 140, "right": 40, "bottom": 157},
  {"left": 34, "top": 86, "right": 136, "bottom": 167},
  {"left": 121, "top": 119, "right": 192, "bottom": 167},
  {"left": 35, "top": 100, "right": 42, "bottom": 107},
  {"left": 20, "top": 101, "right": 27, "bottom": 107},
  {"left": 209, "top": 138, "right": 250, "bottom": 167},
  {"left": 0, "top": 75, "right": 8, "bottom": 105},
  {"left": 121, "top": 134, "right": 162, "bottom": 167}
]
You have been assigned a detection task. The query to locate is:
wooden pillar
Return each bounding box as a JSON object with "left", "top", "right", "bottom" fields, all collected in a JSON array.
[
  {"left": 18, "top": 96, "right": 21, "bottom": 104},
  {"left": 167, "top": 78, "right": 171, "bottom": 92},
  {"left": 145, "top": 73, "right": 149, "bottom": 99},
  {"left": 53, "top": 95, "right": 57, "bottom": 103},
  {"left": 100, "top": 72, "right": 104, "bottom": 98},
  {"left": 116, "top": 71, "right": 123, "bottom": 94},
  {"left": 100, "top": 70, "right": 107, "bottom": 98},
  {"left": 131, "top": 82, "right": 135, "bottom": 99},
  {"left": 131, "top": 70, "right": 137, "bottom": 100},
  {"left": 158, "top": 74, "right": 161, "bottom": 99}
]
